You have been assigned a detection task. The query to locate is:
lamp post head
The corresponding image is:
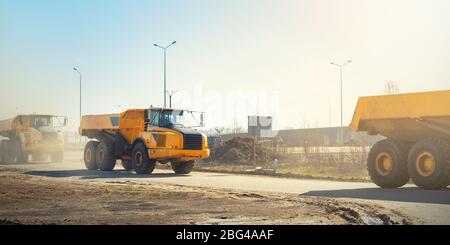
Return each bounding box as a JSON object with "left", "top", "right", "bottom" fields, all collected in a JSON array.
[
  {"left": 167, "top": 90, "right": 178, "bottom": 96},
  {"left": 73, "top": 67, "right": 78, "bottom": 71},
  {"left": 172, "top": 41, "right": 176, "bottom": 45}
]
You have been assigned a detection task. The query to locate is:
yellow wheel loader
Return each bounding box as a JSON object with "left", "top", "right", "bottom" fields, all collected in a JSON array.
[
  {"left": 350, "top": 90, "right": 450, "bottom": 189},
  {"left": 0, "top": 114, "right": 67, "bottom": 163},
  {"left": 79, "top": 108, "right": 210, "bottom": 174}
]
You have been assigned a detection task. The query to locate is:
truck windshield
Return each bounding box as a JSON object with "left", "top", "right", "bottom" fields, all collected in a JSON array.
[
  {"left": 31, "top": 116, "right": 66, "bottom": 128},
  {"left": 150, "top": 109, "right": 204, "bottom": 128},
  {"left": 159, "top": 110, "right": 184, "bottom": 128}
]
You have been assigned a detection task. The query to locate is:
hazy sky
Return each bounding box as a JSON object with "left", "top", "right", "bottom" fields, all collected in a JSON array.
[{"left": 1, "top": 0, "right": 449, "bottom": 131}]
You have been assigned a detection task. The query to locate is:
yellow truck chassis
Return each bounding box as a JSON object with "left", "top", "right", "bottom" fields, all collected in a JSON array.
[
  {"left": 0, "top": 114, "right": 66, "bottom": 163},
  {"left": 79, "top": 108, "right": 209, "bottom": 175},
  {"left": 350, "top": 90, "right": 450, "bottom": 189}
]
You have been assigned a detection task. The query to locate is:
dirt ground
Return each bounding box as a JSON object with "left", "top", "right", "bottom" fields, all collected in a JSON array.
[{"left": 0, "top": 168, "right": 414, "bottom": 225}]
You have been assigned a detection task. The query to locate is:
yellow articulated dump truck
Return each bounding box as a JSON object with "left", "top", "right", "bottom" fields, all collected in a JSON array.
[
  {"left": 79, "top": 108, "right": 210, "bottom": 174},
  {"left": 351, "top": 90, "right": 450, "bottom": 189},
  {"left": 0, "top": 114, "right": 67, "bottom": 163}
]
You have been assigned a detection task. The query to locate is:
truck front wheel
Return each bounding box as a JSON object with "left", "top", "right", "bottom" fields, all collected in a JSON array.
[
  {"left": 171, "top": 161, "right": 195, "bottom": 174},
  {"left": 131, "top": 143, "right": 155, "bottom": 174},
  {"left": 84, "top": 141, "right": 99, "bottom": 170},
  {"left": 407, "top": 139, "right": 450, "bottom": 190},
  {"left": 0, "top": 141, "right": 4, "bottom": 163},
  {"left": 96, "top": 142, "right": 116, "bottom": 171},
  {"left": 17, "top": 152, "right": 29, "bottom": 163},
  {"left": 367, "top": 139, "right": 410, "bottom": 188}
]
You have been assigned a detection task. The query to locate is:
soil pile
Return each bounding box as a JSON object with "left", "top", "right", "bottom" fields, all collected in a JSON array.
[{"left": 210, "top": 137, "right": 278, "bottom": 164}]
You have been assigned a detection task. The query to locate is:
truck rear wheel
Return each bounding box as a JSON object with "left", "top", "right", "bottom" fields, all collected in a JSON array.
[
  {"left": 84, "top": 141, "right": 99, "bottom": 170},
  {"left": 407, "top": 139, "right": 450, "bottom": 190},
  {"left": 131, "top": 142, "right": 155, "bottom": 174},
  {"left": 0, "top": 141, "right": 5, "bottom": 163},
  {"left": 11, "top": 139, "right": 27, "bottom": 163},
  {"left": 17, "top": 152, "right": 29, "bottom": 163},
  {"left": 2, "top": 140, "right": 17, "bottom": 164},
  {"left": 171, "top": 161, "right": 195, "bottom": 174},
  {"left": 367, "top": 139, "right": 410, "bottom": 188},
  {"left": 96, "top": 142, "right": 116, "bottom": 171}
]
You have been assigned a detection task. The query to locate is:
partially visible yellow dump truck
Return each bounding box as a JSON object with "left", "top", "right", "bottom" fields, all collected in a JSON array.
[
  {"left": 350, "top": 90, "right": 450, "bottom": 189},
  {"left": 79, "top": 108, "right": 210, "bottom": 175},
  {"left": 0, "top": 114, "right": 67, "bottom": 163}
]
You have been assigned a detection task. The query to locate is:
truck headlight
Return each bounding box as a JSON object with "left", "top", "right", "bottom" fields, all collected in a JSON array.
[{"left": 202, "top": 134, "right": 208, "bottom": 149}]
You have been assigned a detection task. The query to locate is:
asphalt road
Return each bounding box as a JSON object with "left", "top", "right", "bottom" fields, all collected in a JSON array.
[{"left": 2, "top": 150, "right": 450, "bottom": 224}]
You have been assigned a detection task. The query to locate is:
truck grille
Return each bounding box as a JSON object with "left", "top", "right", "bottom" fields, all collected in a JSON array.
[
  {"left": 183, "top": 134, "right": 203, "bottom": 150},
  {"left": 42, "top": 133, "right": 57, "bottom": 143}
]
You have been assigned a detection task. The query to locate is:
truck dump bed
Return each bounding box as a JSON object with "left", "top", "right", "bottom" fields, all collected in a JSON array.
[
  {"left": 80, "top": 114, "right": 120, "bottom": 131},
  {"left": 350, "top": 90, "right": 450, "bottom": 142},
  {"left": 80, "top": 114, "right": 120, "bottom": 141},
  {"left": 0, "top": 117, "right": 15, "bottom": 136}
]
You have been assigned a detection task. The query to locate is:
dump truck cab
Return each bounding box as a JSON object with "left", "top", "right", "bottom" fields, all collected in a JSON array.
[
  {"left": 80, "top": 107, "right": 209, "bottom": 174},
  {"left": 0, "top": 114, "right": 67, "bottom": 163}
]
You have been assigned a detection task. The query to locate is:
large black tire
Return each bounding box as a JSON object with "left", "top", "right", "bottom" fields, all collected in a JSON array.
[
  {"left": 3, "top": 140, "right": 17, "bottom": 163},
  {"left": 3, "top": 139, "right": 21, "bottom": 164},
  {"left": 84, "top": 141, "right": 99, "bottom": 170},
  {"left": 50, "top": 151, "right": 64, "bottom": 163},
  {"left": 131, "top": 142, "right": 155, "bottom": 174},
  {"left": 3, "top": 140, "right": 16, "bottom": 164},
  {"left": 171, "top": 161, "right": 195, "bottom": 174},
  {"left": 0, "top": 141, "right": 5, "bottom": 163},
  {"left": 17, "top": 152, "right": 29, "bottom": 163},
  {"left": 121, "top": 160, "right": 133, "bottom": 170},
  {"left": 407, "top": 139, "right": 450, "bottom": 190},
  {"left": 367, "top": 139, "right": 410, "bottom": 188},
  {"left": 10, "top": 139, "right": 27, "bottom": 163},
  {"left": 96, "top": 142, "right": 116, "bottom": 171}
]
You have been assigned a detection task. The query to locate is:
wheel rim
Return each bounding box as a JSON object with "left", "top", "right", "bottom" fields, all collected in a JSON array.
[
  {"left": 416, "top": 151, "right": 436, "bottom": 177},
  {"left": 85, "top": 149, "right": 92, "bottom": 162},
  {"left": 375, "top": 152, "right": 393, "bottom": 176},
  {"left": 135, "top": 151, "right": 143, "bottom": 168},
  {"left": 98, "top": 148, "right": 104, "bottom": 162}
]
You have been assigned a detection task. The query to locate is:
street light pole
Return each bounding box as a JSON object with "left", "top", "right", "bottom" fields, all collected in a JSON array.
[
  {"left": 330, "top": 60, "right": 352, "bottom": 145},
  {"left": 164, "top": 49, "right": 166, "bottom": 107},
  {"left": 154, "top": 41, "right": 176, "bottom": 108},
  {"left": 73, "top": 67, "right": 82, "bottom": 142}
]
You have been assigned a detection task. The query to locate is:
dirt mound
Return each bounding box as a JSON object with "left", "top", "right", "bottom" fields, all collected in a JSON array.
[{"left": 209, "top": 137, "right": 278, "bottom": 164}]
